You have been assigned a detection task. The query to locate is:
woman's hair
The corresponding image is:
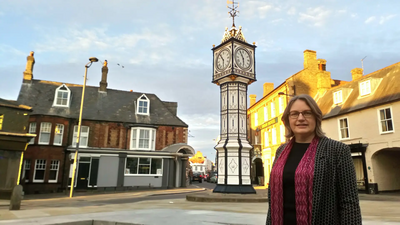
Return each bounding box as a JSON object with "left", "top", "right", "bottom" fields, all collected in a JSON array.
[{"left": 281, "top": 94, "right": 325, "bottom": 138}]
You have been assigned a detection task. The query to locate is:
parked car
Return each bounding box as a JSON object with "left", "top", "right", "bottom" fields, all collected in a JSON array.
[
  {"left": 192, "top": 172, "right": 203, "bottom": 183},
  {"left": 207, "top": 172, "right": 217, "bottom": 182},
  {"left": 210, "top": 175, "right": 217, "bottom": 183}
]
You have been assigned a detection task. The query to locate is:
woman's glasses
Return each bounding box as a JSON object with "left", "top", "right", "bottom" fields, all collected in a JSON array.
[{"left": 289, "top": 111, "right": 313, "bottom": 119}]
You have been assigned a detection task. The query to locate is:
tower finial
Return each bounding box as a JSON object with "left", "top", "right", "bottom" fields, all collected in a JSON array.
[{"left": 227, "top": 0, "right": 239, "bottom": 27}]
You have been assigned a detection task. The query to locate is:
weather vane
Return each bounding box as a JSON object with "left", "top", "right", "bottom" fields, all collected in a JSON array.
[{"left": 227, "top": 0, "right": 239, "bottom": 27}]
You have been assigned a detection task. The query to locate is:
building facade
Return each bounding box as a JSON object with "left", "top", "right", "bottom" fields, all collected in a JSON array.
[
  {"left": 0, "top": 98, "right": 35, "bottom": 198},
  {"left": 17, "top": 53, "right": 195, "bottom": 194},
  {"left": 247, "top": 50, "right": 343, "bottom": 186},
  {"left": 317, "top": 62, "right": 400, "bottom": 193},
  {"left": 189, "top": 151, "right": 213, "bottom": 175}
]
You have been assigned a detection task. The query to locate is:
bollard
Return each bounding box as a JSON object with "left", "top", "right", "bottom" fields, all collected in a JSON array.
[{"left": 9, "top": 185, "right": 23, "bottom": 210}]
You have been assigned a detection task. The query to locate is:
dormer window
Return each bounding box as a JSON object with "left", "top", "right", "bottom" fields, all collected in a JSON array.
[
  {"left": 53, "top": 84, "right": 71, "bottom": 107},
  {"left": 333, "top": 90, "right": 343, "bottom": 104},
  {"left": 360, "top": 80, "right": 371, "bottom": 96},
  {"left": 137, "top": 94, "right": 150, "bottom": 115}
]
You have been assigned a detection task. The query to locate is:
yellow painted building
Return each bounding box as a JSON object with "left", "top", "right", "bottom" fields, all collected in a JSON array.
[{"left": 247, "top": 49, "right": 343, "bottom": 186}]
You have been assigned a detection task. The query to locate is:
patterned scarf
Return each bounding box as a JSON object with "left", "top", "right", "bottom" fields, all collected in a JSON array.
[{"left": 270, "top": 136, "right": 319, "bottom": 225}]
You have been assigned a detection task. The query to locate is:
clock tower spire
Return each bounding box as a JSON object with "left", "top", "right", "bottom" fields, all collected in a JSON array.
[{"left": 212, "top": 1, "right": 256, "bottom": 194}]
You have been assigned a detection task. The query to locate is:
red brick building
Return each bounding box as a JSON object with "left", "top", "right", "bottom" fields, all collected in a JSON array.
[{"left": 17, "top": 53, "right": 195, "bottom": 194}]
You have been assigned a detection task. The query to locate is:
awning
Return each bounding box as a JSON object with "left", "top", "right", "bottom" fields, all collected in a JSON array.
[{"left": 161, "top": 143, "right": 195, "bottom": 156}]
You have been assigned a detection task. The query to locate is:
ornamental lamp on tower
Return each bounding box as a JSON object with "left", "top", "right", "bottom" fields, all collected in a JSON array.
[{"left": 212, "top": 0, "right": 256, "bottom": 194}]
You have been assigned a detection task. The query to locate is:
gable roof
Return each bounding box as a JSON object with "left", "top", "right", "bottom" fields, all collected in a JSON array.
[
  {"left": 317, "top": 62, "right": 400, "bottom": 119},
  {"left": 0, "top": 98, "right": 32, "bottom": 111},
  {"left": 17, "top": 80, "right": 188, "bottom": 127}
]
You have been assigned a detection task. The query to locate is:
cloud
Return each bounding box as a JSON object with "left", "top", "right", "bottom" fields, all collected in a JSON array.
[
  {"left": 365, "top": 16, "right": 376, "bottom": 24},
  {"left": 338, "top": 9, "right": 347, "bottom": 14},
  {"left": 298, "top": 7, "right": 331, "bottom": 27},
  {"left": 270, "top": 18, "right": 284, "bottom": 24},
  {"left": 33, "top": 25, "right": 176, "bottom": 65},
  {"left": 379, "top": 14, "right": 396, "bottom": 24},
  {"left": 244, "top": 1, "right": 275, "bottom": 19},
  {"left": 287, "top": 7, "right": 296, "bottom": 15}
]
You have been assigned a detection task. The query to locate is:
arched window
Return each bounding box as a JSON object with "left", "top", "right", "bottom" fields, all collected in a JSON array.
[
  {"left": 137, "top": 94, "right": 150, "bottom": 115},
  {"left": 53, "top": 84, "right": 71, "bottom": 107}
]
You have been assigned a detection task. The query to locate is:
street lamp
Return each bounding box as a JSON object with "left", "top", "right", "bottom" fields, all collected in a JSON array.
[{"left": 69, "top": 57, "right": 98, "bottom": 198}]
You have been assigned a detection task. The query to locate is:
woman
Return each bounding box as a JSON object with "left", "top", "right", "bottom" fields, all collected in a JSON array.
[{"left": 266, "top": 94, "right": 361, "bottom": 225}]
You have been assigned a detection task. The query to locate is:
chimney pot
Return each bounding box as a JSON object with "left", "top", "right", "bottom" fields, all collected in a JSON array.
[{"left": 99, "top": 60, "right": 108, "bottom": 92}]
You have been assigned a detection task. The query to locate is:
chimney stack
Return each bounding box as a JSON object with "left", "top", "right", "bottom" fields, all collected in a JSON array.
[
  {"left": 99, "top": 60, "right": 108, "bottom": 92},
  {"left": 263, "top": 83, "right": 274, "bottom": 97},
  {"left": 23, "top": 51, "right": 35, "bottom": 82},
  {"left": 351, "top": 68, "right": 363, "bottom": 80},
  {"left": 303, "top": 50, "right": 317, "bottom": 70},
  {"left": 249, "top": 94, "right": 257, "bottom": 107}
]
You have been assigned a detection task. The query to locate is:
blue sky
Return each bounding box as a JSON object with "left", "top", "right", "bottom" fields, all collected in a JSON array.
[{"left": 1, "top": 0, "right": 399, "bottom": 161}]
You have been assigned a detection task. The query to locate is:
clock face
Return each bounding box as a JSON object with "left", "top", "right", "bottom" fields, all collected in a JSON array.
[
  {"left": 235, "top": 48, "right": 251, "bottom": 70},
  {"left": 216, "top": 49, "right": 231, "bottom": 71}
]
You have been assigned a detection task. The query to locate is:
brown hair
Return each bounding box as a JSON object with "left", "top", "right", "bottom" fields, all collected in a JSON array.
[{"left": 281, "top": 94, "right": 325, "bottom": 138}]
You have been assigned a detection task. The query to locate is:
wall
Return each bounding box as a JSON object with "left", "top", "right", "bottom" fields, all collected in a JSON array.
[
  {"left": 124, "top": 176, "right": 162, "bottom": 187},
  {"left": 322, "top": 102, "right": 400, "bottom": 191},
  {"left": 0, "top": 107, "right": 30, "bottom": 133},
  {"left": 97, "top": 156, "right": 119, "bottom": 187}
]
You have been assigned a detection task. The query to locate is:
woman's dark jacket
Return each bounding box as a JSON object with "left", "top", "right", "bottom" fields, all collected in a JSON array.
[{"left": 266, "top": 137, "right": 362, "bottom": 225}]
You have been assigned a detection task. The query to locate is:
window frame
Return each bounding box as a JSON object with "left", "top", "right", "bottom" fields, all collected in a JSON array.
[
  {"left": 378, "top": 107, "right": 395, "bottom": 134},
  {"left": 272, "top": 127, "right": 277, "bottom": 145},
  {"left": 264, "top": 106, "right": 268, "bottom": 122},
  {"left": 22, "top": 159, "right": 31, "bottom": 182},
  {"left": 38, "top": 122, "right": 52, "bottom": 145},
  {"left": 280, "top": 124, "right": 285, "bottom": 143},
  {"left": 137, "top": 94, "right": 150, "bottom": 115},
  {"left": 338, "top": 117, "right": 350, "bottom": 140},
  {"left": 52, "top": 84, "right": 71, "bottom": 107},
  {"left": 28, "top": 122, "right": 37, "bottom": 144},
  {"left": 125, "top": 157, "right": 163, "bottom": 176},
  {"left": 254, "top": 112, "right": 258, "bottom": 127},
  {"left": 130, "top": 127, "right": 156, "bottom": 150},
  {"left": 264, "top": 131, "right": 269, "bottom": 147},
  {"left": 72, "top": 125, "right": 90, "bottom": 147},
  {"left": 359, "top": 80, "right": 371, "bottom": 96},
  {"left": 53, "top": 124, "right": 64, "bottom": 146},
  {"left": 48, "top": 160, "right": 60, "bottom": 183},
  {"left": 271, "top": 102, "right": 276, "bottom": 118},
  {"left": 33, "top": 159, "right": 46, "bottom": 183},
  {"left": 279, "top": 96, "right": 284, "bottom": 114},
  {"left": 333, "top": 90, "right": 343, "bottom": 104}
]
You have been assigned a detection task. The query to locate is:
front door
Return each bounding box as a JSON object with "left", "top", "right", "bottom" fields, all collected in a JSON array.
[{"left": 77, "top": 162, "right": 90, "bottom": 189}]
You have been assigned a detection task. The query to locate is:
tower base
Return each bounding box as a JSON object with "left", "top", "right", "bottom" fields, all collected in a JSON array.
[{"left": 213, "top": 184, "right": 256, "bottom": 194}]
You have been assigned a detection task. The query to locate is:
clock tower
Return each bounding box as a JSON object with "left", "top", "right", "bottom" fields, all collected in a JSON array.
[{"left": 212, "top": 1, "right": 256, "bottom": 194}]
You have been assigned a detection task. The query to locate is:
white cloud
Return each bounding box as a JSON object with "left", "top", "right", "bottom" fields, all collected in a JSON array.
[
  {"left": 365, "top": 16, "right": 376, "bottom": 24},
  {"left": 244, "top": 1, "right": 276, "bottom": 19},
  {"left": 379, "top": 14, "right": 396, "bottom": 24},
  {"left": 298, "top": 7, "right": 331, "bottom": 27},
  {"left": 270, "top": 18, "right": 284, "bottom": 24},
  {"left": 351, "top": 13, "right": 358, "bottom": 18},
  {"left": 287, "top": 7, "right": 296, "bottom": 15},
  {"left": 338, "top": 9, "right": 346, "bottom": 14},
  {"left": 34, "top": 25, "right": 176, "bottom": 65}
]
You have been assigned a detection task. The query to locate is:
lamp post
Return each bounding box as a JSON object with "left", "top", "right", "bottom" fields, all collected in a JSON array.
[{"left": 69, "top": 57, "right": 98, "bottom": 198}]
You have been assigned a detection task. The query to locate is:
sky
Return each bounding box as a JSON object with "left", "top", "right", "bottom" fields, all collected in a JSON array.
[{"left": 1, "top": 0, "right": 399, "bottom": 162}]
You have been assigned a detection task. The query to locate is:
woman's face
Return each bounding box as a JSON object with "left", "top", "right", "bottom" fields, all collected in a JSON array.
[{"left": 288, "top": 100, "right": 316, "bottom": 141}]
